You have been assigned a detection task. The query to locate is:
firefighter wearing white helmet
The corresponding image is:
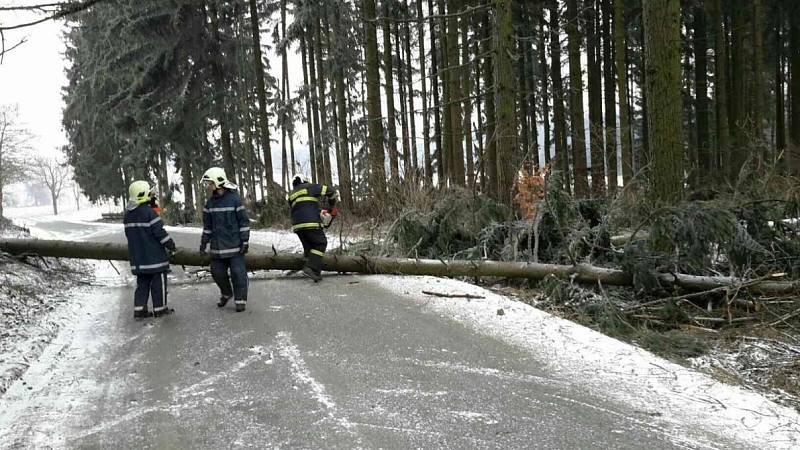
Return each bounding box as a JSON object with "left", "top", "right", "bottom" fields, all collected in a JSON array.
[
  {"left": 200, "top": 167, "right": 250, "bottom": 312},
  {"left": 287, "top": 173, "right": 338, "bottom": 282},
  {"left": 124, "top": 180, "right": 176, "bottom": 318},
  {"left": 201, "top": 166, "right": 238, "bottom": 190}
]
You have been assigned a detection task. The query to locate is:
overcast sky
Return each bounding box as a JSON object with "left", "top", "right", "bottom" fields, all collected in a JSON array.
[{"left": 0, "top": 2, "right": 69, "bottom": 159}]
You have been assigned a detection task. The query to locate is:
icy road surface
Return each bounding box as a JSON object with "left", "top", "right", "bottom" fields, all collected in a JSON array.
[{"left": 0, "top": 210, "right": 798, "bottom": 449}]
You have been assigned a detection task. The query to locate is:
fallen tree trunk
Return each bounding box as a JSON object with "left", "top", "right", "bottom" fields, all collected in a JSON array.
[{"left": 0, "top": 238, "right": 798, "bottom": 295}]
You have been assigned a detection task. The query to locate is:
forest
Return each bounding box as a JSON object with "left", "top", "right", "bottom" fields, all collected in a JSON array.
[{"left": 55, "top": 0, "right": 796, "bottom": 209}]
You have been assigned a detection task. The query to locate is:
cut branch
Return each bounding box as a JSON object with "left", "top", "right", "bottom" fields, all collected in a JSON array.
[{"left": 422, "top": 291, "right": 485, "bottom": 299}]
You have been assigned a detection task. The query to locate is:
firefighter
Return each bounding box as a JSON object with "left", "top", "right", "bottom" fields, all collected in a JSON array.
[
  {"left": 199, "top": 167, "right": 250, "bottom": 312},
  {"left": 287, "top": 174, "right": 338, "bottom": 282},
  {"left": 124, "top": 180, "right": 176, "bottom": 318}
]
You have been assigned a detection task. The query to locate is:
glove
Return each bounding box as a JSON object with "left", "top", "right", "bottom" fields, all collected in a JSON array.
[
  {"left": 168, "top": 249, "right": 177, "bottom": 258},
  {"left": 199, "top": 245, "right": 207, "bottom": 255},
  {"left": 240, "top": 243, "right": 249, "bottom": 255},
  {"left": 320, "top": 210, "right": 333, "bottom": 228}
]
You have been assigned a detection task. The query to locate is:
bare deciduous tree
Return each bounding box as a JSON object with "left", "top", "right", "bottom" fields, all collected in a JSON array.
[
  {"left": 33, "top": 156, "right": 69, "bottom": 215},
  {"left": 0, "top": 104, "right": 31, "bottom": 219}
]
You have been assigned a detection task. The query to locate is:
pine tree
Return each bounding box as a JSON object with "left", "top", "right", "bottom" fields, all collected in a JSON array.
[
  {"left": 364, "top": 0, "right": 388, "bottom": 198},
  {"left": 550, "top": 0, "right": 570, "bottom": 192},
  {"left": 567, "top": 0, "right": 589, "bottom": 197},
  {"left": 495, "top": 0, "right": 517, "bottom": 204},
  {"left": 643, "top": 0, "right": 684, "bottom": 204}
]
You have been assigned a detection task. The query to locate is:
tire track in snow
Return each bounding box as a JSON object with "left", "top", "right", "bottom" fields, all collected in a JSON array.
[{"left": 274, "top": 331, "right": 359, "bottom": 438}]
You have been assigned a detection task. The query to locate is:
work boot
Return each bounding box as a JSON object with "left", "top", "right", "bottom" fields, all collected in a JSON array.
[
  {"left": 301, "top": 266, "right": 322, "bottom": 282},
  {"left": 153, "top": 307, "right": 174, "bottom": 317},
  {"left": 218, "top": 295, "right": 231, "bottom": 307},
  {"left": 235, "top": 302, "right": 246, "bottom": 312},
  {"left": 133, "top": 309, "right": 149, "bottom": 319}
]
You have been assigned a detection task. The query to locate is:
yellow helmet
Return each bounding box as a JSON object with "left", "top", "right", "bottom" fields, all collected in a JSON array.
[
  {"left": 128, "top": 180, "right": 153, "bottom": 205},
  {"left": 202, "top": 167, "right": 236, "bottom": 189}
]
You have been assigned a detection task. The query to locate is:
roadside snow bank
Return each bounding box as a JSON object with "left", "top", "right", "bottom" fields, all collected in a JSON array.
[{"left": 373, "top": 275, "right": 800, "bottom": 450}]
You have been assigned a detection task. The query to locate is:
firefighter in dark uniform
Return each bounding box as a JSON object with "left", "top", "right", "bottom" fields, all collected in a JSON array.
[
  {"left": 124, "top": 181, "right": 176, "bottom": 318},
  {"left": 200, "top": 167, "right": 250, "bottom": 312},
  {"left": 288, "top": 174, "right": 338, "bottom": 282}
]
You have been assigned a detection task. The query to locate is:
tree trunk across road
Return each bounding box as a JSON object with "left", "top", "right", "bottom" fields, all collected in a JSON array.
[{"left": 1, "top": 238, "right": 798, "bottom": 295}]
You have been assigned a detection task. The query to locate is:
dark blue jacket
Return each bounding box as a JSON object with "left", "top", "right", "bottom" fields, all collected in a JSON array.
[
  {"left": 123, "top": 203, "right": 175, "bottom": 275},
  {"left": 287, "top": 183, "right": 336, "bottom": 232},
  {"left": 201, "top": 189, "right": 250, "bottom": 259}
]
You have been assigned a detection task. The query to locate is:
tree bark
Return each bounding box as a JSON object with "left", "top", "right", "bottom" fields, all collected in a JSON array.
[
  {"left": 438, "top": 0, "right": 452, "bottom": 185},
  {"left": 248, "top": 0, "right": 273, "bottom": 196},
  {"left": 417, "top": 0, "right": 433, "bottom": 186},
  {"left": 364, "top": 0, "right": 387, "bottom": 198},
  {"left": 776, "top": 16, "right": 786, "bottom": 160},
  {"left": 482, "top": 11, "right": 497, "bottom": 197},
  {"left": 383, "top": 1, "right": 401, "bottom": 181},
  {"left": 397, "top": 20, "right": 412, "bottom": 180},
  {"left": 712, "top": 0, "right": 729, "bottom": 176},
  {"left": 495, "top": 0, "right": 517, "bottom": 205},
  {"left": 586, "top": 0, "right": 605, "bottom": 198},
  {"left": 643, "top": 0, "right": 684, "bottom": 205},
  {"left": 280, "top": 0, "right": 289, "bottom": 190},
  {"left": 729, "top": 0, "right": 747, "bottom": 179},
  {"left": 208, "top": 2, "right": 236, "bottom": 183},
  {"left": 331, "top": 7, "right": 354, "bottom": 209},
  {"left": 791, "top": 0, "right": 800, "bottom": 174},
  {"left": 694, "top": 3, "right": 711, "bottom": 176},
  {"left": 448, "top": 0, "right": 465, "bottom": 186},
  {"left": 753, "top": 0, "right": 765, "bottom": 145},
  {"left": 602, "top": 0, "right": 617, "bottom": 196},
  {"left": 3, "top": 238, "right": 798, "bottom": 294},
  {"left": 539, "top": 6, "right": 551, "bottom": 165},
  {"left": 614, "top": 0, "right": 632, "bottom": 186},
  {"left": 314, "top": 13, "right": 333, "bottom": 185},
  {"left": 462, "top": 12, "right": 474, "bottom": 187},
  {"left": 550, "top": 0, "right": 570, "bottom": 192},
  {"left": 567, "top": 0, "right": 589, "bottom": 198},
  {"left": 300, "top": 33, "right": 318, "bottom": 182},
  {"left": 430, "top": 0, "right": 444, "bottom": 184},
  {"left": 404, "top": 11, "right": 418, "bottom": 182},
  {"left": 519, "top": 39, "right": 531, "bottom": 165}
]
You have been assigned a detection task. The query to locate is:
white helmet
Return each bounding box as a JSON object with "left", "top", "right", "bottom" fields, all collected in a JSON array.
[
  {"left": 292, "top": 173, "right": 311, "bottom": 187},
  {"left": 202, "top": 167, "right": 237, "bottom": 189}
]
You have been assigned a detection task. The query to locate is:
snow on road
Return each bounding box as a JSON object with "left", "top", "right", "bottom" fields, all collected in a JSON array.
[{"left": 375, "top": 275, "right": 800, "bottom": 449}]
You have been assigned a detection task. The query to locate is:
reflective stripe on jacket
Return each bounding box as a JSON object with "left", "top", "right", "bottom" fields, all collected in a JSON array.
[
  {"left": 123, "top": 203, "right": 175, "bottom": 274},
  {"left": 287, "top": 183, "right": 336, "bottom": 231},
  {"left": 201, "top": 189, "right": 250, "bottom": 259}
]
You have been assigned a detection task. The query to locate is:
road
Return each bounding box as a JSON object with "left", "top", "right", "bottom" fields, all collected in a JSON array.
[{"left": 0, "top": 214, "right": 794, "bottom": 449}]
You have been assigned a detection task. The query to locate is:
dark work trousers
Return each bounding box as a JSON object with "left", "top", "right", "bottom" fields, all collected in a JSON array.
[
  {"left": 295, "top": 228, "right": 327, "bottom": 274},
  {"left": 210, "top": 255, "right": 248, "bottom": 304},
  {"left": 134, "top": 272, "right": 168, "bottom": 313}
]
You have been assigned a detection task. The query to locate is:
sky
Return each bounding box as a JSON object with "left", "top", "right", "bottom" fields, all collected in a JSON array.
[{"left": 0, "top": 2, "right": 69, "bottom": 160}]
